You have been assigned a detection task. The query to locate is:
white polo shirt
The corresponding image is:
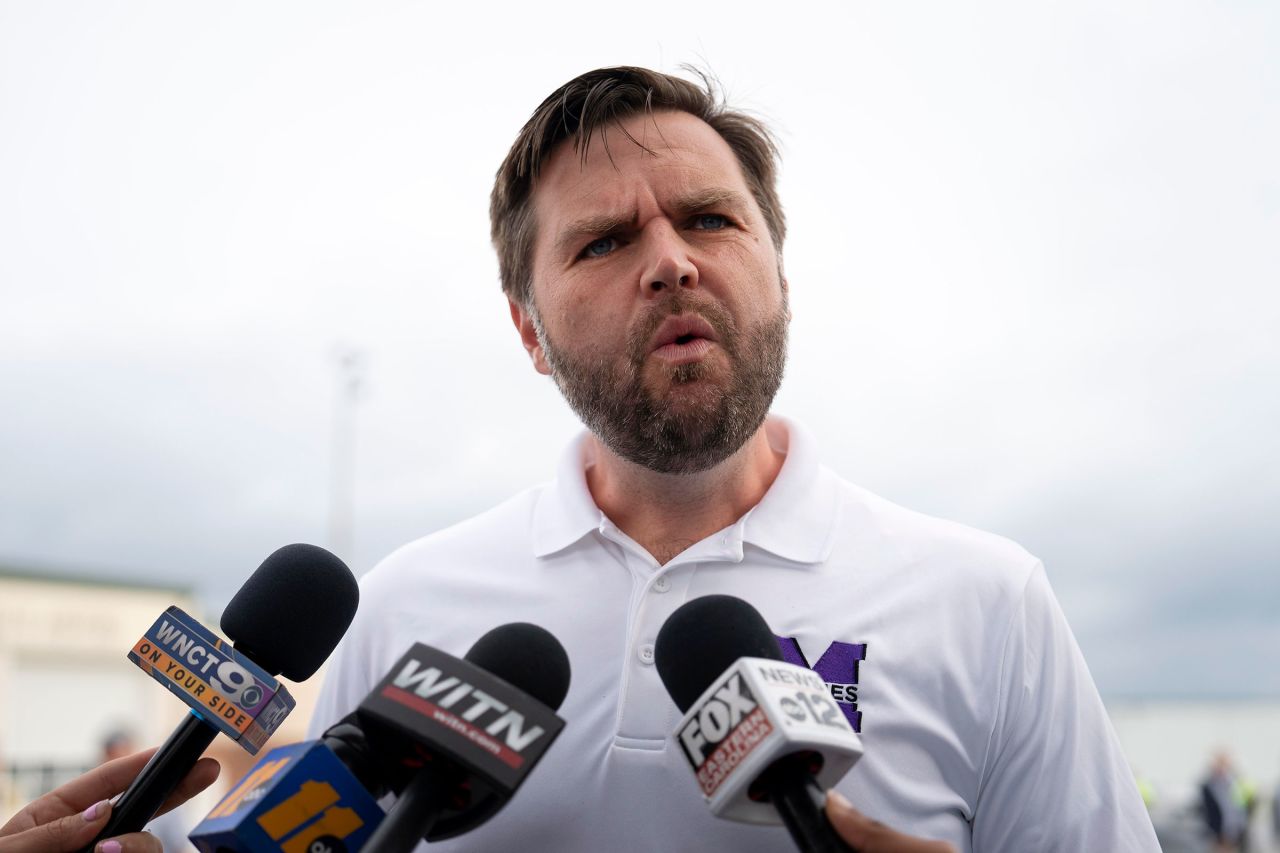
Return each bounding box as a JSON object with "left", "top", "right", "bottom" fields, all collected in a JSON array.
[{"left": 308, "top": 416, "right": 1158, "bottom": 852}]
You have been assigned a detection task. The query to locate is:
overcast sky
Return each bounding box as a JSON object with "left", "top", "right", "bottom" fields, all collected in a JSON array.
[{"left": 1, "top": 1, "right": 1276, "bottom": 699}]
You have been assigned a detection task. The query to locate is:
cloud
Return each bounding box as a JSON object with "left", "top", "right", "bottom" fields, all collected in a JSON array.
[{"left": 1, "top": 1, "right": 1276, "bottom": 698}]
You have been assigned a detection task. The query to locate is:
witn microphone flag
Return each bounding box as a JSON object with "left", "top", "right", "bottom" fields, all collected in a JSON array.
[
  {"left": 357, "top": 640, "right": 566, "bottom": 828},
  {"left": 129, "top": 606, "right": 295, "bottom": 754},
  {"left": 675, "top": 656, "right": 862, "bottom": 824}
]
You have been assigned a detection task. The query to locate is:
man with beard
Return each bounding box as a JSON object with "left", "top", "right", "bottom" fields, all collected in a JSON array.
[{"left": 309, "top": 67, "right": 1158, "bottom": 851}]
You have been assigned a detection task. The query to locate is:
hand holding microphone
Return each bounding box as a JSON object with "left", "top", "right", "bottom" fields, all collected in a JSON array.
[{"left": 0, "top": 749, "right": 218, "bottom": 853}]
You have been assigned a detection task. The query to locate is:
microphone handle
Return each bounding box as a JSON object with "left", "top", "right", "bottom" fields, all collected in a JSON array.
[
  {"left": 82, "top": 712, "right": 219, "bottom": 852},
  {"left": 760, "top": 753, "right": 857, "bottom": 853},
  {"left": 362, "top": 765, "right": 462, "bottom": 853}
]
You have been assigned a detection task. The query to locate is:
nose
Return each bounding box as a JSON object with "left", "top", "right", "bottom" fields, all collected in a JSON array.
[{"left": 639, "top": 222, "right": 699, "bottom": 296}]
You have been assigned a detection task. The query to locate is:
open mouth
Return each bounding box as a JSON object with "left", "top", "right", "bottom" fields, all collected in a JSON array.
[
  {"left": 651, "top": 333, "right": 717, "bottom": 367},
  {"left": 650, "top": 315, "right": 720, "bottom": 353}
]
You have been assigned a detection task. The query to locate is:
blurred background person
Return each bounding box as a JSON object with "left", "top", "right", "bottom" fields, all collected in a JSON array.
[
  {"left": 1201, "top": 751, "right": 1251, "bottom": 852},
  {"left": 99, "top": 731, "right": 134, "bottom": 764},
  {"left": 1272, "top": 774, "right": 1280, "bottom": 851}
]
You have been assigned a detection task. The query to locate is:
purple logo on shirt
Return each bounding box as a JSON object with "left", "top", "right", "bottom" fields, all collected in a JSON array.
[{"left": 775, "top": 637, "right": 868, "bottom": 732}]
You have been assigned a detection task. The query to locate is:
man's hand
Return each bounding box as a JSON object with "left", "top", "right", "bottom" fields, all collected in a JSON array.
[
  {"left": 826, "top": 791, "right": 957, "bottom": 853},
  {"left": 0, "top": 748, "right": 219, "bottom": 853}
]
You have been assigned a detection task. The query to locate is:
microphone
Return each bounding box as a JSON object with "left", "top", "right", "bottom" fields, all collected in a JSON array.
[
  {"left": 188, "top": 712, "right": 391, "bottom": 852},
  {"left": 356, "top": 623, "right": 571, "bottom": 852},
  {"left": 188, "top": 737, "right": 386, "bottom": 853},
  {"left": 654, "top": 595, "right": 863, "bottom": 853},
  {"left": 86, "top": 544, "right": 360, "bottom": 851}
]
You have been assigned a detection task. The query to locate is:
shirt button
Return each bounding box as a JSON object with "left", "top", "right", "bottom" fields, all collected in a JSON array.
[
  {"left": 638, "top": 643, "right": 655, "bottom": 665},
  {"left": 652, "top": 576, "right": 671, "bottom": 593}
]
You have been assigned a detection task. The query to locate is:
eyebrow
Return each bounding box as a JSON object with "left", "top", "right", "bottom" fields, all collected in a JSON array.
[
  {"left": 553, "top": 187, "right": 752, "bottom": 258},
  {"left": 671, "top": 188, "right": 750, "bottom": 217},
  {"left": 554, "top": 212, "right": 636, "bottom": 258}
]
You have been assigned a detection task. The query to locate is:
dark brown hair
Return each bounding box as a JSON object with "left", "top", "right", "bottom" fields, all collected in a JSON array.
[{"left": 490, "top": 66, "right": 786, "bottom": 307}]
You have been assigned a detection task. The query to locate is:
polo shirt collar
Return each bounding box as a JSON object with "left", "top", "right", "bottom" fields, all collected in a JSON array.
[
  {"left": 740, "top": 416, "right": 840, "bottom": 564},
  {"left": 531, "top": 431, "right": 602, "bottom": 558},
  {"left": 531, "top": 415, "right": 840, "bottom": 564}
]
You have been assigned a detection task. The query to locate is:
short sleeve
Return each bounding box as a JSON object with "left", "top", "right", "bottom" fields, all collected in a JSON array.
[{"left": 972, "top": 564, "right": 1159, "bottom": 851}]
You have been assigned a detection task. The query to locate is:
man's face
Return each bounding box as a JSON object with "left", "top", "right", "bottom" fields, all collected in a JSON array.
[{"left": 513, "top": 110, "right": 789, "bottom": 474}]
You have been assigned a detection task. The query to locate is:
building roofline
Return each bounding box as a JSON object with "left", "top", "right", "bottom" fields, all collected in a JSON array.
[{"left": 0, "top": 558, "right": 192, "bottom": 597}]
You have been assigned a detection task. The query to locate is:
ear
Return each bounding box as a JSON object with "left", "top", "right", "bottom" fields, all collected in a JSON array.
[
  {"left": 781, "top": 275, "right": 793, "bottom": 322},
  {"left": 509, "top": 298, "right": 552, "bottom": 375}
]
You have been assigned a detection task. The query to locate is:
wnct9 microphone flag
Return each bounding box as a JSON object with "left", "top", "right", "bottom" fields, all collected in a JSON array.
[{"left": 128, "top": 606, "right": 294, "bottom": 754}]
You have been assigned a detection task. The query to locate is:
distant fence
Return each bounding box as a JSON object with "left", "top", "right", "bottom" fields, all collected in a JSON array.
[{"left": 1, "top": 763, "right": 90, "bottom": 820}]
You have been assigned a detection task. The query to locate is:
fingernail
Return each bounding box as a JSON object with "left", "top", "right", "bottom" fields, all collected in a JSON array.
[
  {"left": 81, "top": 800, "right": 108, "bottom": 821},
  {"left": 828, "top": 789, "right": 852, "bottom": 810},
  {"left": 98, "top": 841, "right": 122, "bottom": 853}
]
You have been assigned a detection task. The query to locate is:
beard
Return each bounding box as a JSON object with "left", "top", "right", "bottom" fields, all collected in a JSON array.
[{"left": 533, "top": 291, "right": 788, "bottom": 475}]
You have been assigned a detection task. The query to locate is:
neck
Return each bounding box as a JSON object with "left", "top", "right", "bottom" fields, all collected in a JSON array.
[{"left": 584, "top": 423, "right": 785, "bottom": 565}]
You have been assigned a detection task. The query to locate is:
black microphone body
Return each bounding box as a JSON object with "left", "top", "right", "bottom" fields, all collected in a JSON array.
[
  {"left": 361, "top": 760, "right": 462, "bottom": 852},
  {"left": 759, "top": 753, "right": 854, "bottom": 853},
  {"left": 83, "top": 544, "right": 359, "bottom": 852},
  {"left": 95, "top": 714, "right": 219, "bottom": 844}
]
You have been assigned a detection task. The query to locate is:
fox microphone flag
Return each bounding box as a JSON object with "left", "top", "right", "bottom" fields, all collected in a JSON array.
[
  {"left": 356, "top": 623, "right": 571, "bottom": 851},
  {"left": 84, "top": 544, "right": 360, "bottom": 852},
  {"left": 655, "top": 595, "right": 863, "bottom": 853}
]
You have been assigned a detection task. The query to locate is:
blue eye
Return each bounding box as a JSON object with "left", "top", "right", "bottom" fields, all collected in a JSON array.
[
  {"left": 692, "top": 214, "right": 729, "bottom": 230},
  {"left": 583, "top": 237, "right": 617, "bottom": 258}
]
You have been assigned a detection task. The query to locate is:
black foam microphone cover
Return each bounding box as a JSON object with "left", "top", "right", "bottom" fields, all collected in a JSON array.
[
  {"left": 654, "top": 594, "right": 784, "bottom": 713},
  {"left": 220, "top": 543, "right": 360, "bottom": 680},
  {"left": 464, "top": 622, "right": 571, "bottom": 711}
]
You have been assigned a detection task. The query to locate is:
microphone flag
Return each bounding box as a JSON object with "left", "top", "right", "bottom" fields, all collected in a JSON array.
[
  {"left": 674, "top": 657, "right": 863, "bottom": 824},
  {"left": 128, "top": 606, "right": 295, "bottom": 754},
  {"left": 356, "top": 641, "right": 566, "bottom": 840},
  {"left": 189, "top": 741, "right": 385, "bottom": 853}
]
